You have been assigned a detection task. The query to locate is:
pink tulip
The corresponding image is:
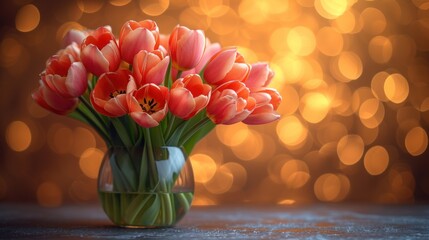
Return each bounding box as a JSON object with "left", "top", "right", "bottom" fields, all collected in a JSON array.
[
  {"left": 132, "top": 50, "right": 170, "bottom": 86},
  {"left": 63, "top": 29, "right": 88, "bottom": 47},
  {"left": 90, "top": 70, "right": 131, "bottom": 117},
  {"left": 32, "top": 81, "right": 78, "bottom": 115},
  {"left": 169, "top": 25, "right": 205, "bottom": 70},
  {"left": 172, "top": 39, "right": 221, "bottom": 80},
  {"left": 169, "top": 74, "right": 211, "bottom": 119},
  {"left": 81, "top": 26, "right": 120, "bottom": 76},
  {"left": 207, "top": 80, "right": 256, "bottom": 125},
  {"left": 42, "top": 43, "right": 88, "bottom": 98},
  {"left": 119, "top": 20, "right": 159, "bottom": 64},
  {"left": 203, "top": 48, "right": 251, "bottom": 86},
  {"left": 243, "top": 62, "right": 274, "bottom": 90},
  {"left": 243, "top": 88, "right": 282, "bottom": 125},
  {"left": 127, "top": 83, "right": 169, "bottom": 128}
]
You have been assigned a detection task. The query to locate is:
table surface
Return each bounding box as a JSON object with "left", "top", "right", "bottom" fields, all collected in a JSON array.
[{"left": 1, "top": 203, "right": 429, "bottom": 239}]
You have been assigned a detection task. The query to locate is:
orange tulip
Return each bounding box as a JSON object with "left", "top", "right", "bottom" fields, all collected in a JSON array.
[
  {"left": 132, "top": 50, "right": 170, "bottom": 87},
  {"left": 42, "top": 43, "right": 88, "bottom": 98},
  {"left": 32, "top": 81, "right": 78, "bottom": 115},
  {"left": 81, "top": 26, "right": 120, "bottom": 76},
  {"left": 207, "top": 80, "right": 256, "bottom": 125},
  {"left": 169, "top": 74, "right": 211, "bottom": 119},
  {"left": 127, "top": 83, "right": 169, "bottom": 128},
  {"left": 243, "top": 62, "right": 274, "bottom": 90},
  {"left": 119, "top": 20, "right": 159, "bottom": 64},
  {"left": 90, "top": 70, "right": 131, "bottom": 117},
  {"left": 243, "top": 88, "right": 281, "bottom": 125},
  {"left": 203, "top": 48, "right": 250, "bottom": 86},
  {"left": 169, "top": 25, "right": 205, "bottom": 71}
]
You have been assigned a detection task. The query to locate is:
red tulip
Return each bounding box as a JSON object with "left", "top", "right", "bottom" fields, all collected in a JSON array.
[
  {"left": 169, "top": 25, "right": 205, "bottom": 70},
  {"left": 203, "top": 48, "right": 250, "bottom": 86},
  {"left": 172, "top": 39, "right": 221, "bottom": 80},
  {"left": 127, "top": 83, "right": 169, "bottom": 128},
  {"left": 243, "top": 88, "right": 281, "bottom": 125},
  {"left": 90, "top": 70, "right": 131, "bottom": 117},
  {"left": 81, "top": 26, "right": 120, "bottom": 76},
  {"left": 207, "top": 80, "right": 256, "bottom": 125},
  {"left": 119, "top": 20, "right": 159, "bottom": 64},
  {"left": 243, "top": 62, "right": 274, "bottom": 90},
  {"left": 132, "top": 50, "right": 170, "bottom": 86},
  {"left": 42, "top": 43, "right": 88, "bottom": 98},
  {"left": 32, "top": 81, "right": 78, "bottom": 115},
  {"left": 169, "top": 74, "right": 211, "bottom": 119}
]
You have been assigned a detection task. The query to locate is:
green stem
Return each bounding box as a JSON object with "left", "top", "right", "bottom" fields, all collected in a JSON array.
[
  {"left": 74, "top": 107, "right": 112, "bottom": 146},
  {"left": 180, "top": 117, "right": 212, "bottom": 145},
  {"left": 176, "top": 70, "right": 183, "bottom": 80},
  {"left": 144, "top": 128, "right": 159, "bottom": 191},
  {"left": 78, "top": 96, "right": 109, "bottom": 130}
]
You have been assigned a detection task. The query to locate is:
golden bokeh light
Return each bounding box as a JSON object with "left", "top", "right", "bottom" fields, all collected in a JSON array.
[
  {"left": 384, "top": 73, "right": 410, "bottom": 104},
  {"left": 280, "top": 159, "right": 310, "bottom": 189},
  {"left": 0, "top": 37, "right": 23, "bottom": 68},
  {"left": 337, "top": 135, "right": 364, "bottom": 165},
  {"left": 277, "top": 115, "right": 308, "bottom": 148},
  {"left": 139, "top": 0, "right": 170, "bottom": 17},
  {"left": 364, "top": 145, "right": 389, "bottom": 175},
  {"left": 315, "top": 0, "right": 350, "bottom": 19},
  {"left": 336, "top": 51, "right": 363, "bottom": 81},
  {"left": 300, "top": 92, "right": 331, "bottom": 123},
  {"left": 360, "top": 7, "right": 387, "bottom": 35},
  {"left": 287, "top": 26, "right": 316, "bottom": 56},
  {"left": 204, "top": 165, "right": 234, "bottom": 194},
  {"left": 371, "top": 71, "right": 390, "bottom": 102},
  {"left": 79, "top": 148, "right": 104, "bottom": 179},
  {"left": 331, "top": 10, "right": 356, "bottom": 33},
  {"left": 405, "top": 127, "right": 428, "bottom": 156},
  {"left": 368, "top": 36, "right": 393, "bottom": 64},
  {"left": 15, "top": 4, "right": 40, "bottom": 32},
  {"left": 358, "top": 98, "right": 385, "bottom": 129},
  {"left": 190, "top": 153, "right": 217, "bottom": 183},
  {"left": 219, "top": 162, "right": 247, "bottom": 192},
  {"left": 316, "top": 27, "right": 344, "bottom": 56},
  {"left": 6, "top": 121, "right": 32, "bottom": 152},
  {"left": 412, "top": 0, "right": 429, "bottom": 10},
  {"left": 71, "top": 127, "right": 97, "bottom": 157},
  {"left": 37, "top": 182, "right": 63, "bottom": 207},
  {"left": 216, "top": 123, "right": 249, "bottom": 147},
  {"left": 109, "top": 0, "right": 132, "bottom": 7},
  {"left": 231, "top": 130, "right": 264, "bottom": 160},
  {"left": 317, "top": 121, "right": 348, "bottom": 144},
  {"left": 314, "top": 173, "right": 350, "bottom": 202},
  {"left": 76, "top": 0, "right": 104, "bottom": 13}
]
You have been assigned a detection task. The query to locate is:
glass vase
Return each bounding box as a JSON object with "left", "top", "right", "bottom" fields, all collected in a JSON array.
[{"left": 98, "top": 146, "right": 194, "bottom": 228}]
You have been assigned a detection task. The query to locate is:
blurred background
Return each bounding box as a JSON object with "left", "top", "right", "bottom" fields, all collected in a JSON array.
[{"left": 1, "top": 0, "right": 429, "bottom": 207}]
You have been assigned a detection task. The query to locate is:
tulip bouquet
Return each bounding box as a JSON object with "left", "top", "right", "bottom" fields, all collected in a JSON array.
[{"left": 32, "top": 20, "right": 281, "bottom": 226}]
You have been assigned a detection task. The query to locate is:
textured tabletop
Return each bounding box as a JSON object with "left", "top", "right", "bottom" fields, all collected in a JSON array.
[{"left": 1, "top": 203, "right": 429, "bottom": 239}]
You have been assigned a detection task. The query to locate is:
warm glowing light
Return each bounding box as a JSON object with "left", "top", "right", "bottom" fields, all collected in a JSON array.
[
  {"left": 337, "top": 51, "right": 363, "bottom": 81},
  {"left": 191, "top": 196, "right": 217, "bottom": 206},
  {"left": 193, "top": 0, "right": 230, "bottom": 18},
  {"left": 71, "top": 127, "right": 96, "bottom": 157},
  {"left": 204, "top": 166, "right": 234, "bottom": 194},
  {"left": 371, "top": 71, "right": 390, "bottom": 102},
  {"left": 405, "top": 127, "right": 428, "bottom": 156},
  {"left": 360, "top": 8, "right": 387, "bottom": 35},
  {"left": 220, "top": 162, "right": 247, "bottom": 192},
  {"left": 316, "top": 27, "right": 344, "bottom": 56},
  {"left": 364, "top": 145, "right": 389, "bottom": 175},
  {"left": 190, "top": 154, "right": 217, "bottom": 183},
  {"left": 270, "top": 27, "right": 290, "bottom": 53},
  {"left": 109, "top": 0, "right": 132, "bottom": 6},
  {"left": 412, "top": 0, "right": 429, "bottom": 10},
  {"left": 280, "top": 159, "right": 310, "bottom": 189},
  {"left": 79, "top": 148, "right": 104, "bottom": 179},
  {"left": 211, "top": 9, "right": 240, "bottom": 35},
  {"left": 277, "top": 116, "right": 308, "bottom": 148},
  {"left": 287, "top": 26, "right": 316, "bottom": 56},
  {"left": 274, "top": 54, "right": 306, "bottom": 84},
  {"left": 317, "top": 121, "right": 348, "bottom": 144},
  {"left": 76, "top": 0, "right": 104, "bottom": 13},
  {"left": 358, "top": 98, "right": 385, "bottom": 129},
  {"left": 300, "top": 92, "right": 331, "bottom": 123},
  {"left": 216, "top": 123, "right": 249, "bottom": 147},
  {"left": 6, "top": 121, "right": 31, "bottom": 152},
  {"left": 15, "top": 4, "right": 40, "bottom": 32},
  {"left": 0, "top": 37, "right": 22, "bottom": 68},
  {"left": 337, "top": 135, "right": 364, "bottom": 165},
  {"left": 384, "top": 73, "right": 409, "bottom": 104},
  {"left": 139, "top": 0, "right": 169, "bottom": 16},
  {"left": 231, "top": 130, "right": 264, "bottom": 160},
  {"left": 37, "top": 182, "right": 63, "bottom": 207},
  {"left": 368, "top": 36, "right": 392, "bottom": 64},
  {"left": 277, "top": 199, "right": 296, "bottom": 205},
  {"left": 47, "top": 125, "right": 73, "bottom": 154},
  {"left": 332, "top": 10, "right": 356, "bottom": 33},
  {"left": 315, "top": 0, "right": 349, "bottom": 19},
  {"left": 314, "top": 173, "right": 350, "bottom": 202}
]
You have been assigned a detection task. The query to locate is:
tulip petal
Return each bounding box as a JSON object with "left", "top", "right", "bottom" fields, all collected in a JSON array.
[
  {"left": 169, "top": 88, "right": 195, "bottom": 118},
  {"left": 130, "top": 112, "right": 159, "bottom": 128},
  {"left": 81, "top": 44, "right": 110, "bottom": 76}
]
